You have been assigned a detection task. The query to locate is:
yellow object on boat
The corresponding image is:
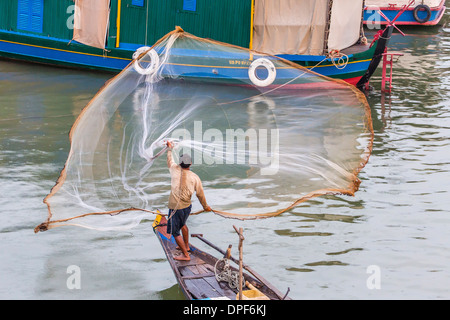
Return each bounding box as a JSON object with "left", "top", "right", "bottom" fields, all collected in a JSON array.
[{"left": 238, "top": 282, "right": 270, "bottom": 300}]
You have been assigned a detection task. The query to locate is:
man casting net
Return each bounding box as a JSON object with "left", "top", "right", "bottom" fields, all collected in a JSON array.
[{"left": 35, "top": 28, "right": 373, "bottom": 233}]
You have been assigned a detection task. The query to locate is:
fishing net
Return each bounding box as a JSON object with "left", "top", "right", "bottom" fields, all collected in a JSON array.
[{"left": 35, "top": 27, "right": 373, "bottom": 233}]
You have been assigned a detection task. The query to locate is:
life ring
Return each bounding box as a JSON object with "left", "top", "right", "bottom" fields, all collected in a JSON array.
[
  {"left": 132, "top": 46, "right": 151, "bottom": 60},
  {"left": 133, "top": 48, "right": 160, "bottom": 75},
  {"left": 248, "top": 58, "right": 277, "bottom": 87},
  {"left": 413, "top": 5, "right": 432, "bottom": 24}
]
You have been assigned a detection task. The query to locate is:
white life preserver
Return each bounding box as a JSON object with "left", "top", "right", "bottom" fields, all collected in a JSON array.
[
  {"left": 133, "top": 48, "right": 160, "bottom": 75},
  {"left": 248, "top": 58, "right": 277, "bottom": 87},
  {"left": 132, "top": 46, "right": 151, "bottom": 60}
]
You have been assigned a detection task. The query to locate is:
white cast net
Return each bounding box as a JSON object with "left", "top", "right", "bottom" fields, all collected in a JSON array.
[{"left": 35, "top": 28, "right": 373, "bottom": 232}]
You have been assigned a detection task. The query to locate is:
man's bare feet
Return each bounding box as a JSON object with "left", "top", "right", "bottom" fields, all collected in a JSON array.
[
  {"left": 173, "top": 254, "right": 190, "bottom": 261},
  {"left": 176, "top": 246, "right": 191, "bottom": 252}
]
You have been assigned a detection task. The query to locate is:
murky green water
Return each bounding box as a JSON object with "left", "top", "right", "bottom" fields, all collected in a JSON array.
[{"left": 1, "top": 11, "right": 449, "bottom": 299}]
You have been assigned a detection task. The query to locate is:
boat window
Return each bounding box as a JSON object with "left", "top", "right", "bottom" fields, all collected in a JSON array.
[
  {"left": 183, "top": 0, "right": 197, "bottom": 12},
  {"left": 17, "top": 0, "right": 43, "bottom": 33},
  {"left": 131, "top": 0, "right": 144, "bottom": 7}
]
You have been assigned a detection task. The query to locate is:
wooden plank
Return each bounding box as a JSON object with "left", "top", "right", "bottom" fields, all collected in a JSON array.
[
  {"left": 203, "top": 264, "right": 215, "bottom": 272},
  {"left": 196, "top": 264, "right": 211, "bottom": 274},
  {"left": 157, "top": 237, "right": 193, "bottom": 299},
  {"left": 181, "top": 272, "right": 216, "bottom": 280},
  {"left": 192, "top": 234, "right": 286, "bottom": 299},
  {"left": 179, "top": 265, "right": 195, "bottom": 277},
  {"left": 185, "top": 278, "right": 223, "bottom": 299},
  {"left": 184, "top": 279, "right": 208, "bottom": 299},
  {"left": 203, "top": 275, "right": 237, "bottom": 299},
  {"left": 187, "top": 265, "right": 200, "bottom": 275},
  {"left": 179, "top": 264, "right": 233, "bottom": 297},
  {"left": 153, "top": 215, "right": 287, "bottom": 300},
  {"left": 179, "top": 263, "right": 226, "bottom": 298},
  {"left": 174, "top": 255, "right": 205, "bottom": 267}
]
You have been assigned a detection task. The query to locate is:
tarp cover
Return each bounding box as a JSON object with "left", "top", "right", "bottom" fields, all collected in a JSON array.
[
  {"left": 252, "top": 0, "right": 364, "bottom": 55},
  {"left": 73, "top": 0, "right": 110, "bottom": 49},
  {"left": 252, "top": 0, "right": 328, "bottom": 55}
]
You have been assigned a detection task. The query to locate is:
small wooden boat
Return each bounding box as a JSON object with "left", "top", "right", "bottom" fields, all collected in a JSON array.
[
  {"left": 364, "top": 0, "right": 446, "bottom": 26},
  {"left": 152, "top": 214, "right": 290, "bottom": 300}
]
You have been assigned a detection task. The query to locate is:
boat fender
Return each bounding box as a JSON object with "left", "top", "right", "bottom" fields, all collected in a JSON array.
[
  {"left": 134, "top": 48, "right": 160, "bottom": 75},
  {"left": 413, "top": 5, "right": 432, "bottom": 23},
  {"left": 248, "top": 58, "right": 277, "bottom": 87}
]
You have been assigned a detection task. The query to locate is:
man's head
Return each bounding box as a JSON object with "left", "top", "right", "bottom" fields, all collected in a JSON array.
[{"left": 179, "top": 154, "right": 192, "bottom": 169}]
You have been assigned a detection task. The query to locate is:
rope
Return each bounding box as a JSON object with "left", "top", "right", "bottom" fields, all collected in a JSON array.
[
  {"left": 328, "top": 50, "right": 349, "bottom": 70},
  {"left": 34, "top": 184, "right": 360, "bottom": 232},
  {"left": 214, "top": 257, "right": 243, "bottom": 289}
]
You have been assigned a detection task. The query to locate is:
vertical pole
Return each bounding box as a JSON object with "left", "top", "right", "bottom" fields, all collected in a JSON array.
[
  {"left": 388, "top": 55, "right": 394, "bottom": 93},
  {"left": 145, "top": 0, "right": 149, "bottom": 46},
  {"left": 238, "top": 228, "right": 243, "bottom": 300},
  {"left": 249, "top": 0, "right": 255, "bottom": 50},
  {"left": 323, "top": 0, "right": 333, "bottom": 55},
  {"left": 233, "top": 225, "right": 245, "bottom": 300},
  {"left": 381, "top": 48, "right": 388, "bottom": 92},
  {"left": 116, "top": 0, "right": 122, "bottom": 48}
]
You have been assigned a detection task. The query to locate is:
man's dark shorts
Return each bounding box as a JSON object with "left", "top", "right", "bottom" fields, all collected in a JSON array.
[{"left": 167, "top": 205, "right": 192, "bottom": 237}]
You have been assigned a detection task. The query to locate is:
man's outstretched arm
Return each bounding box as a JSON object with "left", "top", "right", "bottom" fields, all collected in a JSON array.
[
  {"left": 196, "top": 180, "right": 211, "bottom": 212},
  {"left": 166, "top": 141, "right": 176, "bottom": 168}
]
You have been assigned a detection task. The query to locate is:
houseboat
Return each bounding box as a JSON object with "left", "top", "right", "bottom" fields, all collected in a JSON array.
[
  {"left": 364, "top": 0, "right": 446, "bottom": 26},
  {"left": 0, "top": 0, "right": 393, "bottom": 89}
]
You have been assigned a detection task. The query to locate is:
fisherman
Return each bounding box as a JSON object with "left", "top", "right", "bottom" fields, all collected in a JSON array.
[{"left": 166, "top": 141, "right": 211, "bottom": 261}]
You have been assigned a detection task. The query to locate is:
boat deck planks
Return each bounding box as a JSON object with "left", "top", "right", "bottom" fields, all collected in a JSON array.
[
  {"left": 153, "top": 214, "right": 289, "bottom": 300},
  {"left": 153, "top": 215, "right": 239, "bottom": 299}
]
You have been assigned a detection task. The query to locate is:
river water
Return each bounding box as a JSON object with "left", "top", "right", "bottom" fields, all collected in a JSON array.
[{"left": 1, "top": 12, "right": 449, "bottom": 299}]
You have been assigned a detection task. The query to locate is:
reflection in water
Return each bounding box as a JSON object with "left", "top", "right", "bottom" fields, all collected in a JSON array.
[
  {"left": 291, "top": 211, "right": 362, "bottom": 223},
  {"left": 275, "top": 229, "right": 333, "bottom": 237}
]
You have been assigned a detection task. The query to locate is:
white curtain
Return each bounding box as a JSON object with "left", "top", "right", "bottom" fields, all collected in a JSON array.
[
  {"left": 252, "top": 0, "right": 329, "bottom": 55},
  {"left": 327, "top": 0, "right": 363, "bottom": 52},
  {"left": 73, "top": 0, "right": 111, "bottom": 49}
]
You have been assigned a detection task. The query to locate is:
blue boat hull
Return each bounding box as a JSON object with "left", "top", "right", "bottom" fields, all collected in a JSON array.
[
  {"left": 0, "top": 29, "right": 385, "bottom": 88},
  {"left": 364, "top": 1, "right": 446, "bottom": 26}
]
